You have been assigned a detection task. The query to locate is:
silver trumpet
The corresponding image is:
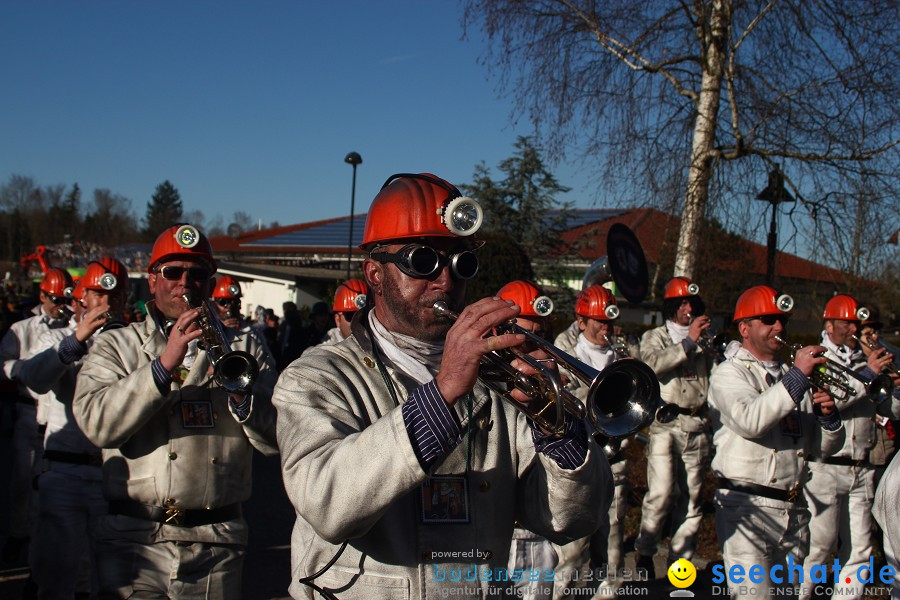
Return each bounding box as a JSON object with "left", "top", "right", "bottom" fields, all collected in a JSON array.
[
  {"left": 603, "top": 334, "right": 630, "bottom": 360},
  {"left": 433, "top": 301, "right": 660, "bottom": 438},
  {"left": 183, "top": 294, "right": 259, "bottom": 394},
  {"left": 776, "top": 335, "right": 892, "bottom": 404}
]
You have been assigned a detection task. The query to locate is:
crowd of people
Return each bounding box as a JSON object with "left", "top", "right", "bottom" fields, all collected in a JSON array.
[{"left": 0, "top": 172, "right": 898, "bottom": 600}]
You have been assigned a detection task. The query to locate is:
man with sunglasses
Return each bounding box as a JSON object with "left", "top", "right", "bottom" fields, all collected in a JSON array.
[
  {"left": 633, "top": 277, "right": 712, "bottom": 578},
  {"left": 211, "top": 275, "right": 246, "bottom": 330},
  {"left": 800, "top": 294, "right": 900, "bottom": 600},
  {"left": 12, "top": 257, "right": 128, "bottom": 598},
  {"left": 73, "top": 224, "right": 278, "bottom": 599},
  {"left": 273, "top": 173, "right": 609, "bottom": 599},
  {"left": 709, "top": 285, "right": 844, "bottom": 599},
  {"left": 0, "top": 267, "right": 74, "bottom": 565}
]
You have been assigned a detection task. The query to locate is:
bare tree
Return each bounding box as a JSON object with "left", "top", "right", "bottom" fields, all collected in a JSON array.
[{"left": 463, "top": 0, "right": 899, "bottom": 279}]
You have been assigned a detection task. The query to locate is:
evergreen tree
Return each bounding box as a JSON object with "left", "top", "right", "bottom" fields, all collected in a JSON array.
[{"left": 143, "top": 180, "right": 183, "bottom": 240}]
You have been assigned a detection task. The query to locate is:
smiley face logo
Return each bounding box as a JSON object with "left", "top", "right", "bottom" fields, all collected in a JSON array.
[{"left": 667, "top": 558, "right": 696, "bottom": 588}]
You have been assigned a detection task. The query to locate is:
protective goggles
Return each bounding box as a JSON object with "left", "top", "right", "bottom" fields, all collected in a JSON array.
[
  {"left": 156, "top": 265, "right": 211, "bottom": 282},
  {"left": 370, "top": 244, "right": 479, "bottom": 280}
]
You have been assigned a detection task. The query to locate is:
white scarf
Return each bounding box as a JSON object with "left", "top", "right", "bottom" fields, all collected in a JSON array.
[
  {"left": 821, "top": 330, "right": 863, "bottom": 367},
  {"left": 368, "top": 311, "right": 444, "bottom": 385},
  {"left": 666, "top": 320, "right": 691, "bottom": 344},
  {"left": 575, "top": 333, "right": 615, "bottom": 371}
]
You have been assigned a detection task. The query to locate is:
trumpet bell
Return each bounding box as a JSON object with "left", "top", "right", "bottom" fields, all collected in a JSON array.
[
  {"left": 585, "top": 358, "right": 659, "bottom": 438},
  {"left": 215, "top": 350, "right": 260, "bottom": 394}
]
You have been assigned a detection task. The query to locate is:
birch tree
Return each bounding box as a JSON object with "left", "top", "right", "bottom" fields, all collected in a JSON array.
[{"left": 463, "top": 0, "right": 899, "bottom": 279}]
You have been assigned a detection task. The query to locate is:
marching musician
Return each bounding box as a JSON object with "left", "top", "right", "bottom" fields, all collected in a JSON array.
[
  {"left": 13, "top": 257, "right": 128, "bottom": 597},
  {"left": 709, "top": 285, "right": 843, "bottom": 599},
  {"left": 0, "top": 267, "right": 74, "bottom": 565},
  {"left": 554, "top": 284, "right": 636, "bottom": 598},
  {"left": 300, "top": 279, "right": 368, "bottom": 357},
  {"left": 210, "top": 275, "right": 246, "bottom": 330},
  {"left": 272, "top": 173, "right": 609, "bottom": 599},
  {"left": 801, "top": 294, "right": 900, "bottom": 600},
  {"left": 72, "top": 225, "right": 277, "bottom": 598},
  {"left": 634, "top": 276, "right": 712, "bottom": 577}
]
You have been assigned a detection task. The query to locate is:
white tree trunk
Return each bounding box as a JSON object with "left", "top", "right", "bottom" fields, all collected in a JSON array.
[{"left": 674, "top": 0, "right": 729, "bottom": 279}]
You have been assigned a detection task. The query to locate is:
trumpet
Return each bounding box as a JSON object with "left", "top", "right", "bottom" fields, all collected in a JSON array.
[
  {"left": 853, "top": 334, "right": 899, "bottom": 376},
  {"left": 775, "top": 336, "right": 893, "bottom": 404},
  {"left": 433, "top": 301, "right": 660, "bottom": 438},
  {"left": 603, "top": 334, "right": 630, "bottom": 359},
  {"left": 183, "top": 294, "right": 259, "bottom": 394}
]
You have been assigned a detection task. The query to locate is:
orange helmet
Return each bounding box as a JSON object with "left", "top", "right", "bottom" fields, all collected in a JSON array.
[
  {"left": 497, "top": 280, "right": 554, "bottom": 318},
  {"left": 149, "top": 224, "right": 217, "bottom": 273},
  {"left": 333, "top": 279, "right": 367, "bottom": 312},
  {"left": 664, "top": 277, "right": 700, "bottom": 299},
  {"left": 70, "top": 278, "right": 84, "bottom": 301},
  {"left": 39, "top": 268, "right": 74, "bottom": 298},
  {"left": 212, "top": 276, "right": 242, "bottom": 299},
  {"left": 575, "top": 285, "right": 619, "bottom": 320},
  {"left": 733, "top": 285, "right": 794, "bottom": 322},
  {"left": 360, "top": 173, "right": 483, "bottom": 249},
  {"left": 82, "top": 257, "right": 128, "bottom": 293},
  {"left": 823, "top": 294, "right": 869, "bottom": 322}
]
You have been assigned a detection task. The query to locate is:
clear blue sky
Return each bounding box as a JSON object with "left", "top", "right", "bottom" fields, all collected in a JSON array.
[{"left": 0, "top": 1, "right": 601, "bottom": 231}]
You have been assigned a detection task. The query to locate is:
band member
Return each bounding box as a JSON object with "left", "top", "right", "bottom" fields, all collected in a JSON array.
[
  {"left": 554, "top": 284, "right": 636, "bottom": 597},
  {"left": 709, "top": 285, "right": 844, "bottom": 599},
  {"left": 634, "top": 277, "right": 712, "bottom": 576},
  {"left": 73, "top": 225, "right": 278, "bottom": 599},
  {"left": 211, "top": 275, "right": 245, "bottom": 330},
  {"left": 0, "top": 267, "right": 73, "bottom": 564},
  {"left": 800, "top": 294, "right": 899, "bottom": 600},
  {"left": 331, "top": 278, "right": 367, "bottom": 342},
  {"left": 273, "top": 173, "right": 609, "bottom": 599},
  {"left": 14, "top": 257, "right": 128, "bottom": 598}
]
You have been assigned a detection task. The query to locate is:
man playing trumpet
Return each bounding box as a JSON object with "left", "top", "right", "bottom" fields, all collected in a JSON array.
[
  {"left": 73, "top": 225, "right": 278, "bottom": 599},
  {"left": 634, "top": 276, "right": 712, "bottom": 577},
  {"left": 709, "top": 285, "right": 844, "bottom": 599},
  {"left": 801, "top": 294, "right": 900, "bottom": 600},
  {"left": 273, "top": 173, "right": 609, "bottom": 599}
]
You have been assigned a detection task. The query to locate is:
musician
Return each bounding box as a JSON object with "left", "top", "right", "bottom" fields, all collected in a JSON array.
[
  {"left": 634, "top": 276, "right": 712, "bottom": 577},
  {"left": 272, "top": 173, "right": 609, "bottom": 599},
  {"left": 331, "top": 278, "right": 367, "bottom": 342},
  {"left": 13, "top": 257, "right": 128, "bottom": 598},
  {"left": 0, "top": 267, "right": 73, "bottom": 565},
  {"left": 210, "top": 275, "right": 246, "bottom": 330},
  {"left": 72, "top": 224, "right": 278, "bottom": 599},
  {"left": 800, "top": 294, "right": 900, "bottom": 600},
  {"left": 554, "top": 284, "right": 636, "bottom": 598},
  {"left": 709, "top": 285, "right": 844, "bottom": 599}
]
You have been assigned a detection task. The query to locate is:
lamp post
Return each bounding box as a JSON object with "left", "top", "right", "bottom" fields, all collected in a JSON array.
[
  {"left": 344, "top": 151, "right": 362, "bottom": 279},
  {"left": 755, "top": 165, "right": 795, "bottom": 285}
]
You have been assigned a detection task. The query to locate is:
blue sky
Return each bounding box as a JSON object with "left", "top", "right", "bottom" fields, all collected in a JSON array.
[{"left": 0, "top": 1, "right": 601, "bottom": 231}]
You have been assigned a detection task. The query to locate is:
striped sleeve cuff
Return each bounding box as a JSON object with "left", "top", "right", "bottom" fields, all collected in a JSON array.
[
  {"left": 817, "top": 409, "right": 843, "bottom": 432},
  {"left": 857, "top": 366, "right": 875, "bottom": 383},
  {"left": 228, "top": 394, "right": 252, "bottom": 421},
  {"left": 681, "top": 337, "right": 698, "bottom": 354},
  {"left": 783, "top": 366, "right": 811, "bottom": 404},
  {"left": 58, "top": 334, "right": 88, "bottom": 365},
  {"left": 530, "top": 415, "right": 588, "bottom": 470},
  {"left": 401, "top": 380, "right": 462, "bottom": 471},
  {"left": 150, "top": 358, "right": 172, "bottom": 396}
]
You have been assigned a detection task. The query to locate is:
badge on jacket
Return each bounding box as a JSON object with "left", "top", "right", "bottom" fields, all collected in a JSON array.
[
  {"left": 181, "top": 400, "right": 214, "bottom": 428},
  {"left": 420, "top": 476, "right": 469, "bottom": 524}
]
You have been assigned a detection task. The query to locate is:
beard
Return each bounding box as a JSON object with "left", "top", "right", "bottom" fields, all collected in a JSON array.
[{"left": 379, "top": 270, "right": 464, "bottom": 342}]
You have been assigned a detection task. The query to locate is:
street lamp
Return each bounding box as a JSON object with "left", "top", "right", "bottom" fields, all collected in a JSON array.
[
  {"left": 755, "top": 165, "right": 795, "bottom": 285},
  {"left": 344, "top": 151, "right": 362, "bottom": 279}
]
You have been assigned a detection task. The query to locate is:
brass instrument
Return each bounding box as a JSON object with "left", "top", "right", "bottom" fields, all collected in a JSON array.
[
  {"left": 99, "top": 310, "right": 127, "bottom": 333},
  {"left": 603, "top": 334, "right": 630, "bottom": 359},
  {"left": 776, "top": 335, "right": 892, "bottom": 404},
  {"left": 183, "top": 294, "right": 259, "bottom": 394},
  {"left": 434, "top": 301, "right": 659, "bottom": 438},
  {"left": 852, "top": 334, "right": 897, "bottom": 404},
  {"left": 853, "top": 334, "right": 899, "bottom": 376}
]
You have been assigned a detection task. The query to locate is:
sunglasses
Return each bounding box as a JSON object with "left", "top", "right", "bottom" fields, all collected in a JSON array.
[
  {"left": 370, "top": 244, "right": 479, "bottom": 280},
  {"left": 754, "top": 314, "right": 789, "bottom": 326},
  {"left": 215, "top": 298, "right": 239, "bottom": 307},
  {"left": 47, "top": 294, "right": 68, "bottom": 305},
  {"left": 156, "top": 265, "right": 211, "bottom": 282}
]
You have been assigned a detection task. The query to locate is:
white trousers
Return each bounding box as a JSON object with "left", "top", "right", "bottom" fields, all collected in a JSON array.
[
  {"left": 634, "top": 426, "right": 709, "bottom": 561},
  {"left": 800, "top": 462, "right": 876, "bottom": 600},
  {"left": 715, "top": 490, "right": 809, "bottom": 600}
]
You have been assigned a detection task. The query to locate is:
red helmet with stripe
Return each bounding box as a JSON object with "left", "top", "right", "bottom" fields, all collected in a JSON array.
[
  {"left": 39, "top": 268, "right": 74, "bottom": 298},
  {"left": 497, "top": 280, "right": 554, "bottom": 318},
  {"left": 733, "top": 285, "right": 795, "bottom": 322},
  {"left": 333, "top": 279, "right": 367, "bottom": 312},
  {"left": 212, "top": 276, "right": 242, "bottom": 299},
  {"left": 149, "top": 224, "right": 217, "bottom": 273},
  {"left": 576, "top": 285, "right": 619, "bottom": 320}
]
